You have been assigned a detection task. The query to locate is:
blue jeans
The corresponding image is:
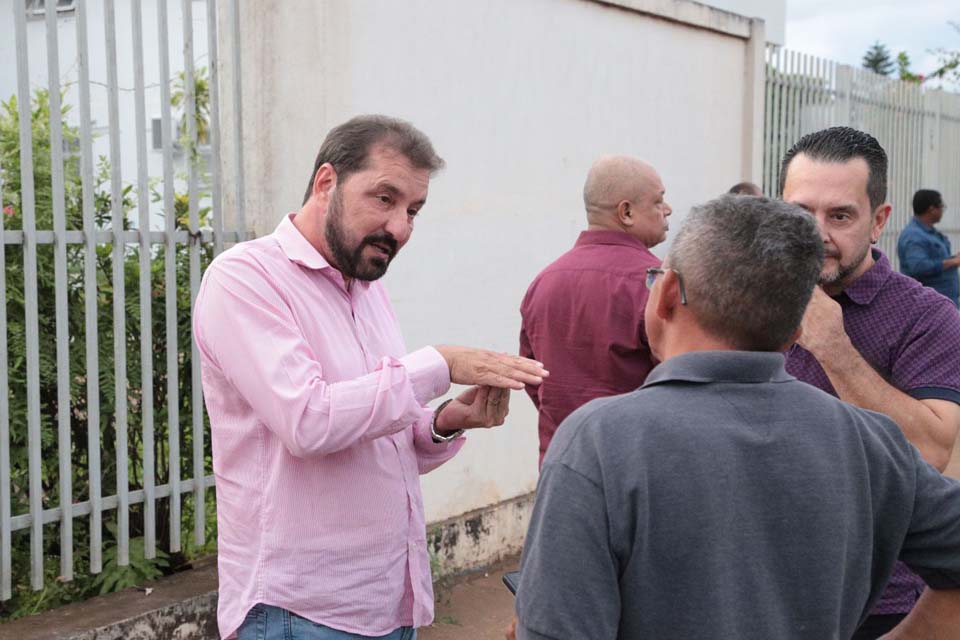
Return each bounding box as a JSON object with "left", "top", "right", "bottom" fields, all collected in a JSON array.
[{"left": 237, "top": 604, "right": 417, "bottom": 640}]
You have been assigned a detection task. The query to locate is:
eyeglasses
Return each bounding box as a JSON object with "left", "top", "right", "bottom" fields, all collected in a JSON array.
[{"left": 645, "top": 267, "right": 688, "bottom": 305}]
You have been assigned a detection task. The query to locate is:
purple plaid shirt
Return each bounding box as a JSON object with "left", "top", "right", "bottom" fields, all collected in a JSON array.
[{"left": 786, "top": 249, "right": 960, "bottom": 616}]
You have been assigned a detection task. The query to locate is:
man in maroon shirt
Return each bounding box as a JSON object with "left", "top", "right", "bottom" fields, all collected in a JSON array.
[{"left": 519, "top": 156, "right": 671, "bottom": 467}]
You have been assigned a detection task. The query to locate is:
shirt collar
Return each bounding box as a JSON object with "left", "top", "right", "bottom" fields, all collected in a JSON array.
[
  {"left": 575, "top": 229, "right": 655, "bottom": 255},
  {"left": 910, "top": 217, "right": 935, "bottom": 233},
  {"left": 274, "top": 213, "right": 333, "bottom": 270},
  {"left": 841, "top": 248, "right": 891, "bottom": 306},
  {"left": 643, "top": 351, "right": 794, "bottom": 387}
]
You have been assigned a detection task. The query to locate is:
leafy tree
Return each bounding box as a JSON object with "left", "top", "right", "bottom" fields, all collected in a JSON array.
[
  {"left": 171, "top": 66, "right": 211, "bottom": 152},
  {"left": 930, "top": 22, "right": 960, "bottom": 85},
  {"left": 896, "top": 51, "right": 924, "bottom": 83},
  {"left": 863, "top": 41, "right": 895, "bottom": 76}
]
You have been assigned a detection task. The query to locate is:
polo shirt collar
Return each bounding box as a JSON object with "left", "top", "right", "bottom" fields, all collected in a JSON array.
[
  {"left": 643, "top": 351, "right": 794, "bottom": 387},
  {"left": 841, "top": 248, "right": 891, "bottom": 306},
  {"left": 575, "top": 229, "right": 654, "bottom": 253}
]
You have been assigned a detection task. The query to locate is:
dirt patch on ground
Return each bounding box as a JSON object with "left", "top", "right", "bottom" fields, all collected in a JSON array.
[{"left": 421, "top": 555, "right": 520, "bottom": 640}]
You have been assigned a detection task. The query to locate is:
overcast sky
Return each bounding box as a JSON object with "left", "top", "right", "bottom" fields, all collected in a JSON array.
[{"left": 785, "top": 0, "right": 957, "bottom": 86}]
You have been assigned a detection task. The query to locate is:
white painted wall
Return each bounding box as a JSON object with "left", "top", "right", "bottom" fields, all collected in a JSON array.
[
  {"left": 221, "top": 0, "right": 760, "bottom": 523},
  {"left": 705, "top": 0, "right": 785, "bottom": 44}
]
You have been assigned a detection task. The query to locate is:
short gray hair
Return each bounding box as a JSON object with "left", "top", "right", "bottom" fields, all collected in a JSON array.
[{"left": 668, "top": 195, "right": 824, "bottom": 351}]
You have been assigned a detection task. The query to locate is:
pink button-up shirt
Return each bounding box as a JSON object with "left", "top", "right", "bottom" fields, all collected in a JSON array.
[{"left": 194, "top": 214, "right": 463, "bottom": 639}]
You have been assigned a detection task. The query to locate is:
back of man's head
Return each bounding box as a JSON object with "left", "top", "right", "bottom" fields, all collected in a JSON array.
[
  {"left": 302, "top": 114, "right": 444, "bottom": 204},
  {"left": 669, "top": 196, "right": 824, "bottom": 351},
  {"left": 912, "top": 189, "right": 942, "bottom": 216},
  {"left": 727, "top": 182, "right": 763, "bottom": 197},
  {"left": 582, "top": 156, "right": 656, "bottom": 213},
  {"left": 779, "top": 126, "right": 887, "bottom": 210}
]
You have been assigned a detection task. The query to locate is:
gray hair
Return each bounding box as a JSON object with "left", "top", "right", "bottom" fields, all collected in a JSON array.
[{"left": 668, "top": 195, "right": 824, "bottom": 351}]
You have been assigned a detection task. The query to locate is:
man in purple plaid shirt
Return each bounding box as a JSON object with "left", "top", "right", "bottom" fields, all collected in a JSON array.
[{"left": 780, "top": 127, "right": 960, "bottom": 639}]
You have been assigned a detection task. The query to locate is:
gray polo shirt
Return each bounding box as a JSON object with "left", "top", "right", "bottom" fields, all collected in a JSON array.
[{"left": 516, "top": 351, "right": 960, "bottom": 640}]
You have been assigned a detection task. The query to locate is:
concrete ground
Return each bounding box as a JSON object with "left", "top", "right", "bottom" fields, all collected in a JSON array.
[
  {"left": 421, "top": 555, "right": 519, "bottom": 640},
  {"left": 3, "top": 555, "right": 518, "bottom": 640}
]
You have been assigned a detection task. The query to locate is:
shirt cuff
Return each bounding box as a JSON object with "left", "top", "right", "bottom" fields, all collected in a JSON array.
[
  {"left": 906, "top": 386, "right": 960, "bottom": 405},
  {"left": 400, "top": 346, "right": 451, "bottom": 405}
]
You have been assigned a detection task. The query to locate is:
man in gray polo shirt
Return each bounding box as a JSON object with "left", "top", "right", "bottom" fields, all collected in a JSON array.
[{"left": 514, "top": 196, "right": 960, "bottom": 639}]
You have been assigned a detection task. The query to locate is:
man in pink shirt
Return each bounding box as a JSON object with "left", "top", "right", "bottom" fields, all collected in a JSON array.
[
  {"left": 519, "top": 156, "right": 670, "bottom": 467},
  {"left": 194, "top": 115, "right": 547, "bottom": 640}
]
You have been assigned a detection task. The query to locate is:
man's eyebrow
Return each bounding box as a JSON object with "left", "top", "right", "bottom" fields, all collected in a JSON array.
[
  {"left": 828, "top": 204, "right": 859, "bottom": 215},
  {"left": 371, "top": 182, "right": 402, "bottom": 197},
  {"left": 370, "top": 181, "right": 427, "bottom": 207}
]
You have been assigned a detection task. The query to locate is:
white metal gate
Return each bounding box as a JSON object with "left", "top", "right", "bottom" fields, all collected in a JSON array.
[{"left": 0, "top": 0, "right": 247, "bottom": 606}]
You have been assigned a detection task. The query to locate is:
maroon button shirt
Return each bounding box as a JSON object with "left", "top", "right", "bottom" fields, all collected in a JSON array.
[
  {"left": 786, "top": 249, "right": 960, "bottom": 616},
  {"left": 520, "top": 230, "right": 661, "bottom": 467}
]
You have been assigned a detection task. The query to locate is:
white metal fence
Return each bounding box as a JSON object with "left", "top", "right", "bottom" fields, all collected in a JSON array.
[
  {"left": 763, "top": 45, "right": 960, "bottom": 266},
  {"left": 1, "top": 0, "right": 246, "bottom": 604}
]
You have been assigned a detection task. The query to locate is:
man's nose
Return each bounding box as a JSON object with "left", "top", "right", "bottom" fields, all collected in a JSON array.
[{"left": 384, "top": 208, "right": 411, "bottom": 241}]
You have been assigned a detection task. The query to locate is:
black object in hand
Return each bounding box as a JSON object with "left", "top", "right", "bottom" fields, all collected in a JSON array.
[{"left": 502, "top": 571, "right": 520, "bottom": 595}]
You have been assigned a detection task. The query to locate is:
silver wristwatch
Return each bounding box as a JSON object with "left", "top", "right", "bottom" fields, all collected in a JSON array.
[{"left": 430, "top": 398, "right": 463, "bottom": 443}]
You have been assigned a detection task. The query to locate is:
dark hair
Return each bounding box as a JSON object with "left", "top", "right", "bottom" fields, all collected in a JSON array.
[
  {"left": 779, "top": 127, "right": 887, "bottom": 210},
  {"left": 728, "top": 182, "right": 763, "bottom": 196},
  {"left": 668, "top": 195, "right": 824, "bottom": 351},
  {"left": 912, "top": 189, "right": 942, "bottom": 216},
  {"left": 302, "top": 115, "right": 445, "bottom": 205}
]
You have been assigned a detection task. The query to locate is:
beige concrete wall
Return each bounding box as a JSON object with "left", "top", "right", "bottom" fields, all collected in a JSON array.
[{"left": 218, "top": 0, "right": 764, "bottom": 525}]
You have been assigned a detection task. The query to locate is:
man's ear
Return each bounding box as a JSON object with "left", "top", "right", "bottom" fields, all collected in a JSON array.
[
  {"left": 654, "top": 270, "right": 681, "bottom": 320},
  {"left": 310, "top": 163, "right": 338, "bottom": 204},
  {"left": 617, "top": 200, "right": 633, "bottom": 227},
  {"left": 870, "top": 203, "right": 892, "bottom": 243}
]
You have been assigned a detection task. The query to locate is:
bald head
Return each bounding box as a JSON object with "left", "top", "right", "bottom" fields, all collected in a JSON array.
[{"left": 582, "top": 155, "right": 671, "bottom": 247}]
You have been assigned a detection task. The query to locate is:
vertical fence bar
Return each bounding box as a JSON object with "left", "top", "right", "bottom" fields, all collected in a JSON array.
[
  {"left": 0, "top": 160, "right": 10, "bottom": 600},
  {"left": 798, "top": 52, "right": 809, "bottom": 137},
  {"left": 46, "top": 0, "right": 74, "bottom": 582},
  {"left": 231, "top": 0, "right": 246, "bottom": 235},
  {"left": 779, "top": 49, "right": 790, "bottom": 162},
  {"left": 791, "top": 51, "right": 802, "bottom": 147},
  {"left": 157, "top": 0, "right": 181, "bottom": 554},
  {"left": 776, "top": 48, "right": 789, "bottom": 182},
  {"left": 104, "top": 0, "right": 130, "bottom": 567},
  {"left": 76, "top": 0, "right": 102, "bottom": 575},
  {"left": 763, "top": 46, "right": 774, "bottom": 195},
  {"left": 816, "top": 57, "right": 826, "bottom": 131},
  {"left": 207, "top": 0, "right": 224, "bottom": 256},
  {"left": 131, "top": 0, "right": 156, "bottom": 559},
  {"left": 182, "top": 0, "right": 206, "bottom": 548},
  {"left": 773, "top": 47, "right": 785, "bottom": 192},
  {"left": 13, "top": 0, "right": 44, "bottom": 591}
]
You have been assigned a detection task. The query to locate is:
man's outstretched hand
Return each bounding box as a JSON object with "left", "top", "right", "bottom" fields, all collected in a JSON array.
[{"left": 435, "top": 346, "right": 548, "bottom": 390}]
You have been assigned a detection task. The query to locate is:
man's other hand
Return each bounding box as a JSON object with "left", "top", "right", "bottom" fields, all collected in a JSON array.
[
  {"left": 796, "top": 286, "right": 848, "bottom": 359},
  {"left": 435, "top": 346, "right": 548, "bottom": 390},
  {"left": 505, "top": 616, "right": 518, "bottom": 640},
  {"left": 435, "top": 386, "right": 510, "bottom": 434}
]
